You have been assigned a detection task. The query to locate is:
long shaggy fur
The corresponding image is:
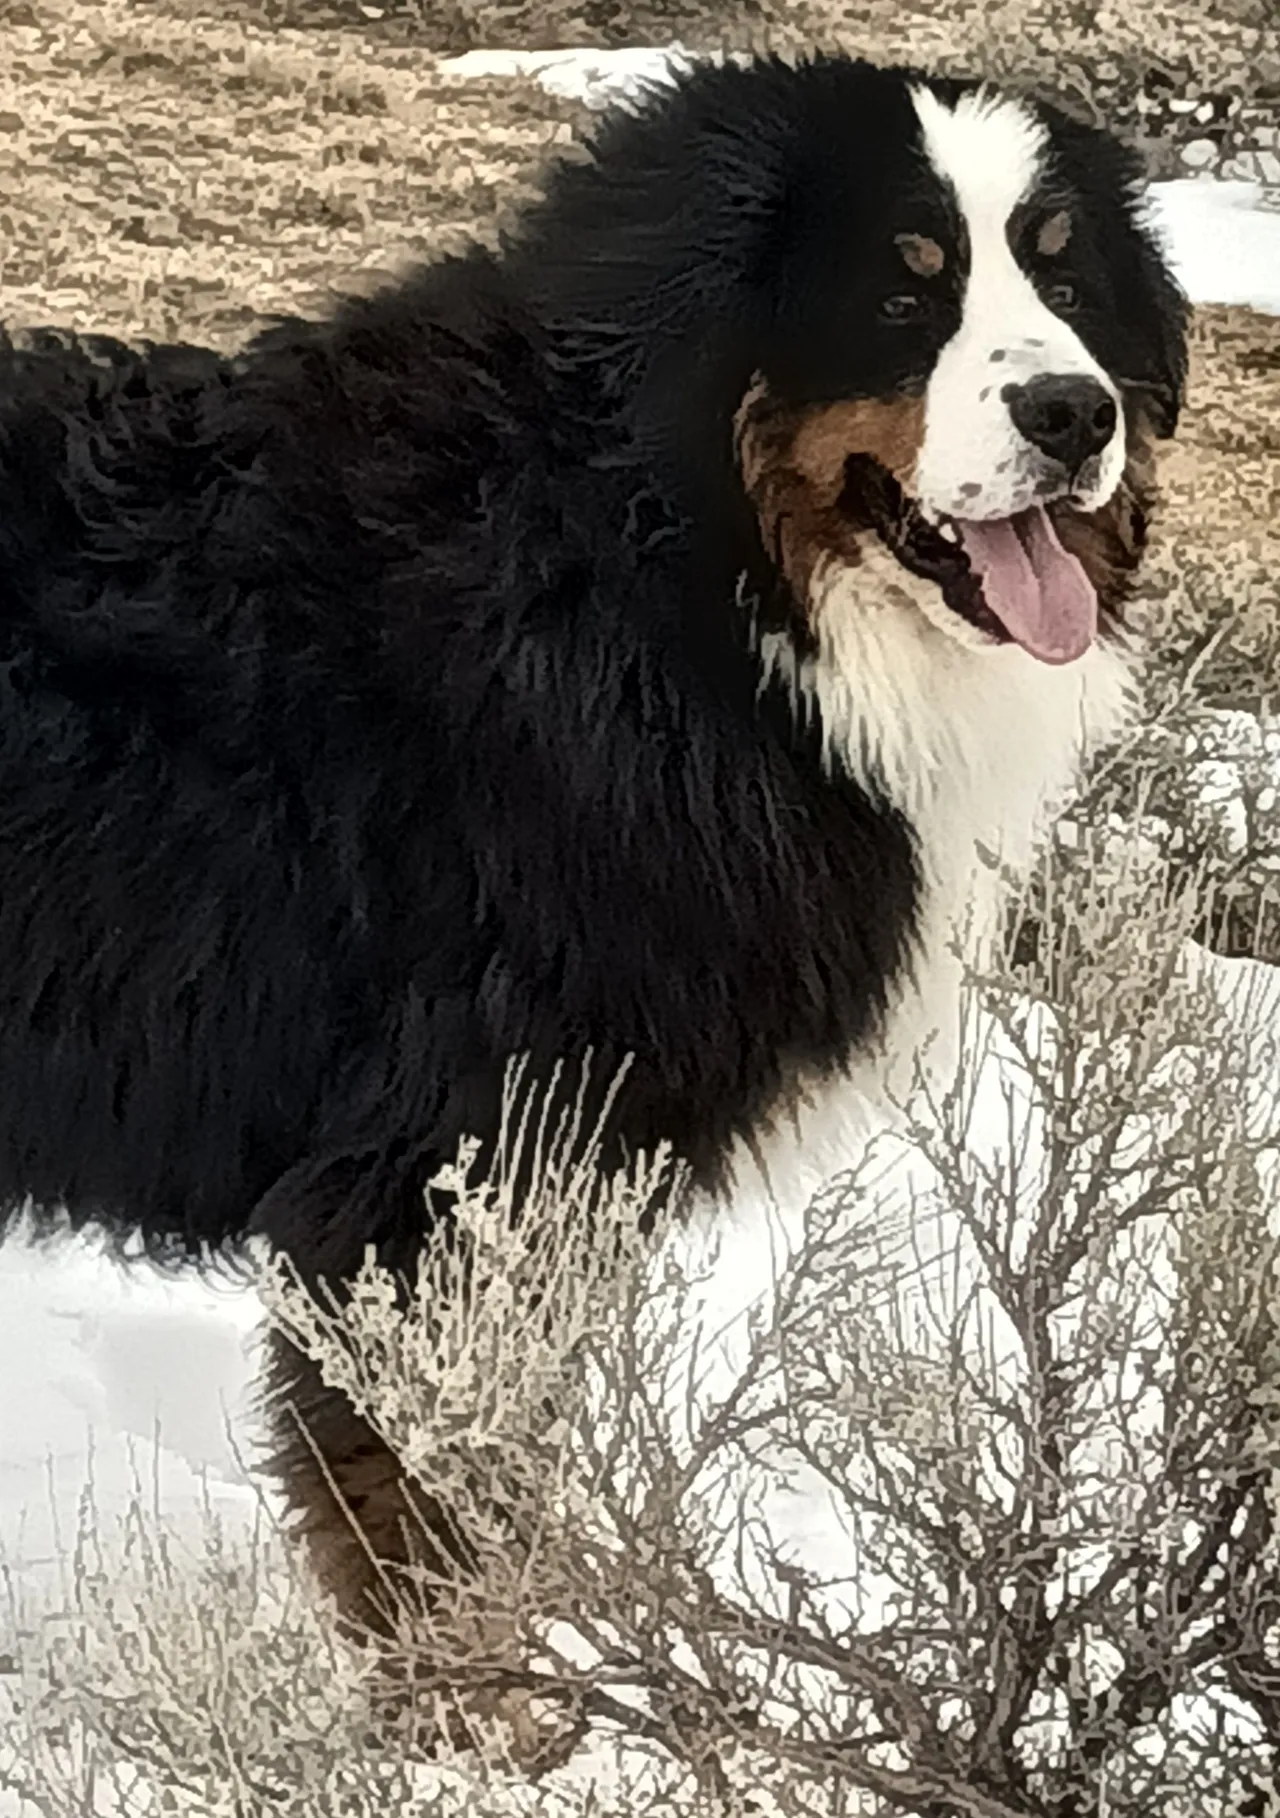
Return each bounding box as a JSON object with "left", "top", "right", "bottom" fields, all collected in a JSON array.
[{"left": 0, "top": 54, "right": 1187, "bottom": 1629}]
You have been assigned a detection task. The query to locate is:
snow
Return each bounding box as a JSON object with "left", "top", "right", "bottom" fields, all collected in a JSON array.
[
  {"left": 0, "top": 1229, "right": 260, "bottom": 1596},
  {"left": 439, "top": 45, "right": 696, "bottom": 110},
  {"left": 1144, "top": 179, "right": 1280, "bottom": 315},
  {"left": 2, "top": 37, "right": 1279, "bottom": 1814}
]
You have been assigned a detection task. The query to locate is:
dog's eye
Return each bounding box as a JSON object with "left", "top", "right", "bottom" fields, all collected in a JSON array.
[
  {"left": 880, "top": 293, "right": 924, "bottom": 322},
  {"left": 1043, "top": 278, "right": 1079, "bottom": 312}
]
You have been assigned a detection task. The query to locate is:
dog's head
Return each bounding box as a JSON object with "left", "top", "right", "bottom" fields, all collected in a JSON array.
[
  {"left": 736, "top": 70, "right": 1188, "bottom": 664},
  {"left": 526, "top": 56, "right": 1188, "bottom": 667}
]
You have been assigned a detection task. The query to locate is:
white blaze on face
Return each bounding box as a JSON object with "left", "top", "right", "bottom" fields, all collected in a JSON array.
[{"left": 908, "top": 84, "right": 1125, "bottom": 523}]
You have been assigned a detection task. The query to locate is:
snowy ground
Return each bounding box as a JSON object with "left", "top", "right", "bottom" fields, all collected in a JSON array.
[{"left": 1, "top": 41, "right": 1278, "bottom": 1815}]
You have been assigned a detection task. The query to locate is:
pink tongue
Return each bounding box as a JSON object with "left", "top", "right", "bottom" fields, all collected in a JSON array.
[{"left": 956, "top": 507, "right": 1097, "bottom": 665}]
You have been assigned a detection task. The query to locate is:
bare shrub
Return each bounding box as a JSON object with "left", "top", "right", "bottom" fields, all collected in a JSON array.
[
  {"left": 7, "top": 827, "right": 1275, "bottom": 1815},
  {"left": 248, "top": 846, "right": 1280, "bottom": 1811}
]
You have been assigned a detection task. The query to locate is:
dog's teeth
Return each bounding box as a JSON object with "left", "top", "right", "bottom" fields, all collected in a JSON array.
[{"left": 938, "top": 520, "right": 960, "bottom": 543}]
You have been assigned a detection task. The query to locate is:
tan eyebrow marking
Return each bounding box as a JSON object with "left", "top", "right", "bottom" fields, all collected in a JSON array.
[
  {"left": 1036, "top": 209, "right": 1072, "bottom": 257},
  {"left": 894, "top": 232, "right": 945, "bottom": 277}
]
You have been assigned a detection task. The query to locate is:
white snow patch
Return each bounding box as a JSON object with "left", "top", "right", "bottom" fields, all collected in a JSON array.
[
  {"left": 438, "top": 44, "right": 697, "bottom": 109},
  {"left": 1144, "top": 178, "right": 1280, "bottom": 314},
  {"left": 0, "top": 1231, "right": 261, "bottom": 1606}
]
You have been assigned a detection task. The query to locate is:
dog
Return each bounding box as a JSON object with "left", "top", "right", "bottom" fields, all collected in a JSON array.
[{"left": 0, "top": 53, "right": 1186, "bottom": 1641}]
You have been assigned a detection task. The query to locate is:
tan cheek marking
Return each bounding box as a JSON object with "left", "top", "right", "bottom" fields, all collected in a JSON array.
[
  {"left": 788, "top": 396, "right": 926, "bottom": 497},
  {"left": 1037, "top": 209, "right": 1072, "bottom": 257},
  {"left": 733, "top": 382, "right": 927, "bottom": 605},
  {"left": 896, "top": 232, "right": 945, "bottom": 277}
]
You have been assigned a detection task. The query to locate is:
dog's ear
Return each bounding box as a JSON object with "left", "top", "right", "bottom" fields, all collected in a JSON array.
[
  {"left": 510, "top": 61, "right": 800, "bottom": 376},
  {"left": 1129, "top": 221, "right": 1190, "bottom": 439},
  {"left": 516, "top": 68, "right": 785, "bottom": 338},
  {"left": 507, "top": 60, "right": 807, "bottom": 480}
]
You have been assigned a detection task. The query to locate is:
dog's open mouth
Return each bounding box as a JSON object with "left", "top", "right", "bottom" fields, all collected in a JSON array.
[{"left": 839, "top": 454, "right": 1097, "bottom": 665}]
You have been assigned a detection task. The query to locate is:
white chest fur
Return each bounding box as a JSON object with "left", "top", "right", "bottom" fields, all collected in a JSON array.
[{"left": 726, "top": 551, "right": 1133, "bottom": 1216}]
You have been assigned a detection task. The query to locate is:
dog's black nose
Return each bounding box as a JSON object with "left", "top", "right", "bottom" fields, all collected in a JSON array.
[{"left": 1003, "top": 374, "right": 1117, "bottom": 472}]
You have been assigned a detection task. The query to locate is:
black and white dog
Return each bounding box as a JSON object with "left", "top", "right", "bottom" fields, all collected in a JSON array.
[{"left": 0, "top": 55, "right": 1186, "bottom": 1623}]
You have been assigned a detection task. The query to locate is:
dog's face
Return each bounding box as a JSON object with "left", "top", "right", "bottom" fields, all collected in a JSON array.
[
  {"left": 730, "top": 71, "right": 1188, "bottom": 666},
  {"left": 905, "top": 90, "right": 1125, "bottom": 526}
]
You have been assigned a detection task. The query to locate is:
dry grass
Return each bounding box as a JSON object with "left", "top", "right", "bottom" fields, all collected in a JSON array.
[
  {"left": 0, "top": 0, "right": 593, "bottom": 344},
  {"left": 207, "top": 0, "right": 1280, "bottom": 73}
]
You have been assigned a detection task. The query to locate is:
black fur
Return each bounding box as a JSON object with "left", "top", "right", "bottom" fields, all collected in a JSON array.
[{"left": 0, "top": 55, "right": 1184, "bottom": 1297}]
